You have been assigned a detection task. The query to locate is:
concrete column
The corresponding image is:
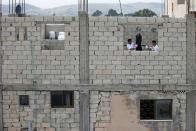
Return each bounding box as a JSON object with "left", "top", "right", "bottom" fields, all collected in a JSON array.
[
  {"left": 186, "top": 91, "right": 195, "bottom": 131},
  {"left": 79, "top": 12, "right": 89, "bottom": 84},
  {"left": 186, "top": 14, "right": 196, "bottom": 84},
  {"left": 0, "top": 0, "right": 3, "bottom": 130},
  {"left": 0, "top": 87, "right": 3, "bottom": 131},
  {"left": 79, "top": 90, "right": 90, "bottom": 131}
]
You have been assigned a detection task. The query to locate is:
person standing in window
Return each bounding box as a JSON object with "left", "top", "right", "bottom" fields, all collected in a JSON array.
[
  {"left": 136, "top": 33, "right": 142, "bottom": 51},
  {"left": 127, "top": 38, "right": 137, "bottom": 50}
]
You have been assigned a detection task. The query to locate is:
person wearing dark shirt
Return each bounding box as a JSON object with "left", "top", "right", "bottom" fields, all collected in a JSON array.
[{"left": 136, "top": 33, "right": 142, "bottom": 51}]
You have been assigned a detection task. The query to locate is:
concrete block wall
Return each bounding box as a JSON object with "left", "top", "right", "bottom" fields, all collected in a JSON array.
[
  {"left": 3, "top": 91, "right": 80, "bottom": 131},
  {"left": 0, "top": 15, "right": 195, "bottom": 131},
  {"left": 1, "top": 16, "right": 80, "bottom": 85},
  {"left": 1, "top": 16, "right": 190, "bottom": 85},
  {"left": 90, "top": 91, "right": 186, "bottom": 131},
  {"left": 89, "top": 17, "right": 187, "bottom": 85}
]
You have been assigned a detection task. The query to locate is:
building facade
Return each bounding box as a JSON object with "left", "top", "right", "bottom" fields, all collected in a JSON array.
[
  {"left": 164, "top": 0, "right": 196, "bottom": 18},
  {"left": 0, "top": 14, "right": 196, "bottom": 131}
]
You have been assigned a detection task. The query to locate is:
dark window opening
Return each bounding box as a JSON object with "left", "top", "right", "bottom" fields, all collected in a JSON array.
[
  {"left": 177, "top": 0, "right": 185, "bottom": 4},
  {"left": 140, "top": 99, "right": 172, "bottom": 120},
  {"left": 19, "top": 95, "right": 29, "bottom": 106},
  {"left": 51, "top": 91, "right": 74, "bottom": 108},
  {"left": 21, "top": 128, "right": 28, "bottom": 131}
]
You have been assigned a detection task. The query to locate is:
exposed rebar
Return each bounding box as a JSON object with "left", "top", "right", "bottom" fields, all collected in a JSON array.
[
  {"left": 9, "top": 0, "right": 10, "bottom": 15},
  {"left": 119, "top": 0, "right": 123, "bottom": 16}
]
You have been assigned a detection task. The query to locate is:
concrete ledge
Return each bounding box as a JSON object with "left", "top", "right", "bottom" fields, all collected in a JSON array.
[{"left": 1, "top": 84, "right": 196, "bottom": 91}]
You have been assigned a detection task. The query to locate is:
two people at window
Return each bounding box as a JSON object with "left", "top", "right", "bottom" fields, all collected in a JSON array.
[
  {"left": 127, "top": 33, "right": 160, "bottom": 52},
  {"left": 146, "top": 40, "right": 160, "bottom": 52}
]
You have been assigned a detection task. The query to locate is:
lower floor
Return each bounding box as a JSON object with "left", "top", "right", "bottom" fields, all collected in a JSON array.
[{"left": 0, "top": 84, "right": 195, "bottom": 131}]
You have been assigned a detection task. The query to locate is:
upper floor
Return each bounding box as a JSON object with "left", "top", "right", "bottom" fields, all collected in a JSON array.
[{"left": 0, "top": 16, "right": 195, "bottom": 85}]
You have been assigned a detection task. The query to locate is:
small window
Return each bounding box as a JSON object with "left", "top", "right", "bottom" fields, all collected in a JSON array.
[
  {"left": 45, "top": 24, "right": 65, "bottom": 40},
  {"left": 19, "top": 95, "right": 29, "bottom": 106},
  {"left": 140, "top": 99, "right": 172, "bottom": 120},
  {"left": 51, "top": 91, "right": 74, "bottom": 108},
  {"left": 41, "top": 24, "right": 65, "bottom": 50},
  {"left": 21, "top": 128, "right": 28, "bottom": 131},
  {"left": 124, "top": 24, "right": 158, "bottom": 51},
  {"left": 177, "top": 0, "right": 185, "bottom": 4}
]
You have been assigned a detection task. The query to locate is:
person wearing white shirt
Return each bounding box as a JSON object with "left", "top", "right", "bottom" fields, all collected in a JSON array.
[
  {"left": 127, "top": 38, "right": 137, "bottom": 50},
  {"left": 151, "top": 40, "right": 160, "bottom": 52}
]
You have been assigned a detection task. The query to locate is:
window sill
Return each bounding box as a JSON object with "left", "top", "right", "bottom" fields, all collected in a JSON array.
[
  {"left": 124, "top": 50, "right": 160, "bottom": 55},
  {"left": 140, "top": 119, "right": 173, "bottom": 122},
  {"left": 51, "top": 105, "right": 74, "bottom": 108},
  {"left": 41, "top": 40, "right": 65, "bottom": 50}
]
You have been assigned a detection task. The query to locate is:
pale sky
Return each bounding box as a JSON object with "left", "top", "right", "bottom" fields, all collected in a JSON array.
[{"left": 3, "top": 0, "right": 161, "bottom": 9}]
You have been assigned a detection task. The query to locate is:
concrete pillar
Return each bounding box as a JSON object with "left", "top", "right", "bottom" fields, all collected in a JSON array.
[
  {"left": 79, "top": 12, "right": 89, "bottom": 84},
  {"left": 79, "top": 90, "right": 90, "bottom": 131},
  {"left": 0, "top": 0, "right": 3, "bottom": 130},
  {"left": 186, "top": 14, "right": 196, "bottom": 84},
  {"left": 79, "top": 0, "right": 90, "bottom": 130},
  {"left": 186, "top": 91, "right": 195, "bottom": 131}
]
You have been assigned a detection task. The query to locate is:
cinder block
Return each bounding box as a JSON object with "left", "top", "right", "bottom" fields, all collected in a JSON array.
[{"left": 8, "top": 127, "right": 17, "bottom": 131}]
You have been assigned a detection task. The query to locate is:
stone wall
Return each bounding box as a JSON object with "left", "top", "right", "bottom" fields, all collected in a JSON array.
[
  {"left": 1, "top": 16, "right": 189, "bottom": 85},
  {"left": 1, "top": 17, "right": 80, "bottom": 85},
  {"left": 0, "top": 16, "right": 194, "bottom": 131},
  {"left": 3, "top": 90, "right": 80, "bottom": 131},
  {"left": 89, "top": 17, "right": 187, "bottom": 84},
  {"left": 90, "top": 91, "right": 186, "bottom": 131}
]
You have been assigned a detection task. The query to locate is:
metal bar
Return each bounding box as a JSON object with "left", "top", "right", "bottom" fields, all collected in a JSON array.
[
  {"left": 167, "top": 0, "right": 168, "bottom": 15},
  {"left": 15, "top": 0, "right": 16, "bottom": 14},
  {"left": 119, "top": 0, "right": 123, "bottom": 16},
  {"left": 22, "top": 0, "right": 23, "bottom": 14},
  {"left": 83, "top": 0, "right": 85, "bottom": 12},
  {"left": 12, "top": 0, "right": 13, "bottom": 14},
  {"left": 86, "top": 0, "right": 88, "bottom": 13},
  {"left": 9, "top": 0, "right": 10, "bottom": 14},
  {"left": 24, "top": 0, "right": 25, "bottom": 15},
  {"left": 163, "top": 0, "right": 165, "bottom": 15},
  {"left": 78, "top": 0, "right": 79, "bottom": 11}
]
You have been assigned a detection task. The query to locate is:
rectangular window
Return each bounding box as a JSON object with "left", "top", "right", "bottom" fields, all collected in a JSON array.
[
  {"left": 177, "top": 0, "right": 185, "bottom": 4},
  {"left": 21, "top": 128, "right": 28, "bottom": 131},
  {"left": 41, "top": 24, "right": 65, "bottom": 50},
  {"left": 140, "top": 99, "right": 172, "bottom": 120},
  {"left": 45, "top": 24, "right": 65, "bottom": 40},
  {"left": 19, "top": 95, "right": 29, "bottom": 106},
  {"left": 51, "top": 91, "right": 74, "bottom": 108},
  {"left": 124, "top": 24, "right": 158, "bottom": 51}
]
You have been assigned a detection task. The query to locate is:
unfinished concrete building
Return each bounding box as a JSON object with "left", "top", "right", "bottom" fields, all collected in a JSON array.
[
  {"left": 0, "top": 0, "right": 196, "bottom": 131},
  {"left": 164, "top": 0, "right": 196, "bottom": 18}
]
